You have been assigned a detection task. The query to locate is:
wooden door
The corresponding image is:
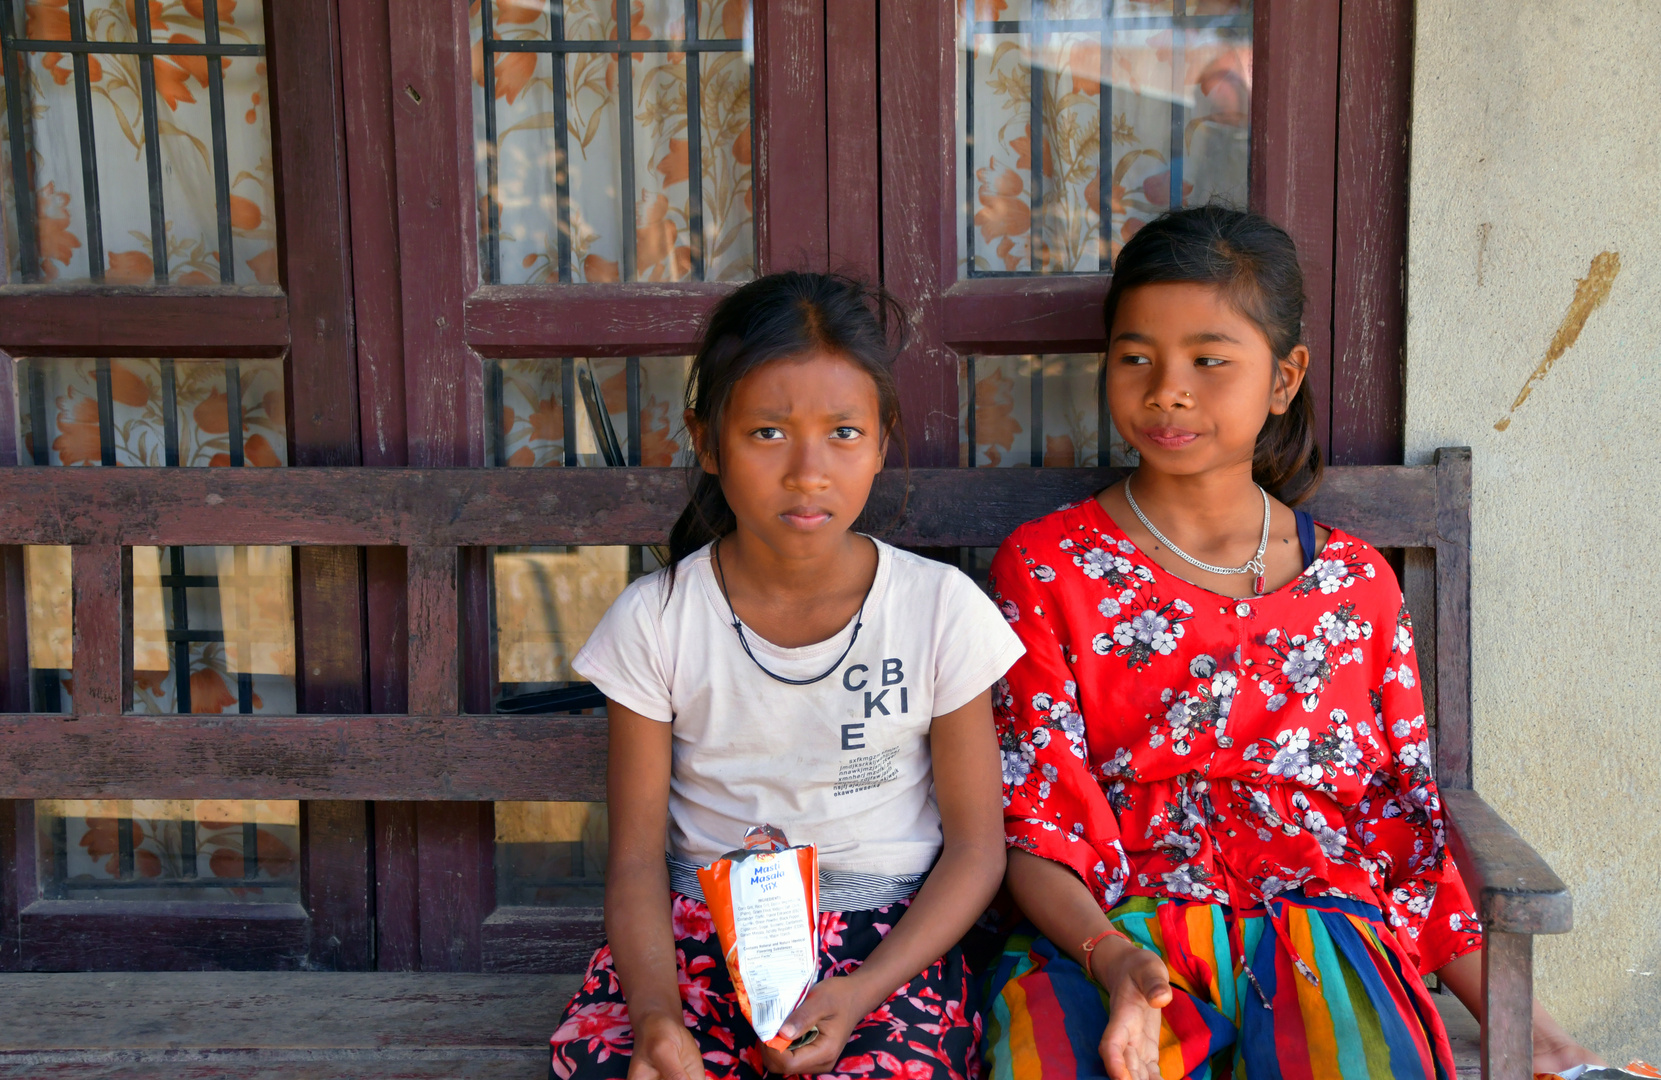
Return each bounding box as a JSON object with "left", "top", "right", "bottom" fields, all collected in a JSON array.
[{"left": 0, "top": 0, "right": 371, "bottom": 970}]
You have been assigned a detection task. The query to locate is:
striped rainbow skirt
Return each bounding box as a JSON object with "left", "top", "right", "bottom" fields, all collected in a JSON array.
[{"left": 982, "top": 891, "right": 1457, "bottom": 1080}]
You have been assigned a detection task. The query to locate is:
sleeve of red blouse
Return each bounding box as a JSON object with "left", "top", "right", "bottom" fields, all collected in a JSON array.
[
  {"left": 988, "top": 534, "right": 1131, "bottom": 911},
  {"left": 1348, "top": 596, "right": 1484, "bottom": 973}
]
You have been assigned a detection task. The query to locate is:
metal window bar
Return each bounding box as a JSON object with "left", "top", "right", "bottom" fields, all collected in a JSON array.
[
  {"left": 1029, "top": 1, "right": 1045, "bottom": 276},
  {"left": 962, "top": 4, "right": 1251, "bottom": 278},
  {"left": 1029, "top": 358, "right": 1044, "bottom": 466},
  {"left": 475, "top": 4, "right": 744, "bottom": 284},
  {"left": 561, "top": 356, "right": 578, "bottom": 467},
  {"left": 0, "top": 1, "right": 264, "bottom": 283}
]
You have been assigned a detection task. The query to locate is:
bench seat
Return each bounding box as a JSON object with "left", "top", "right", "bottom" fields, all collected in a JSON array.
[{"left": 0, "top": 971, "right": 1480, "bottom": 1079}]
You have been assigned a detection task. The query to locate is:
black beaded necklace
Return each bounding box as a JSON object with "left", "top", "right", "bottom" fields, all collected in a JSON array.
[{"left": 712, "top": 537, "right": 872, "bottom": 686}]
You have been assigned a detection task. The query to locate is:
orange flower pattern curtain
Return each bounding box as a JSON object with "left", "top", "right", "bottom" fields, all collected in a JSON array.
[
  {"left": 470, "top": 0, "right": 753, "bottom": 284},
  {"left": 960, "top": 0, "right": 1251, "bottom": 275},
  {"left": 0, "top": 0, "right": 277, "bottom": 285}
]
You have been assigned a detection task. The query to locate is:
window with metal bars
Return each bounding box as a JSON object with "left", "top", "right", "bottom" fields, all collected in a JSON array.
[
  {"left": 0, "top": 0, "right": 274, "bottom": 285},
  {"left": 472, "top": 0, "right": 754, "bottom": 285},
  {"left": 961, "top": 0, "right": 1252, "bottom": 276}
]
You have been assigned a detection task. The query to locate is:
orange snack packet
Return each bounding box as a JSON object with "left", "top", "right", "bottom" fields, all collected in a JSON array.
[{"left": 697, "top": 825, "right": 820, "bottom": 1049}]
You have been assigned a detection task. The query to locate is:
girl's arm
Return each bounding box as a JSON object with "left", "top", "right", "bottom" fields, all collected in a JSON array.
[
  {"left": 764, "top": 689, "right": 1007, "bottom": 1076},
  {"left": 1435, "top": 952, "right": 1605, "bottom": 1072},
  {"left": 604, "top": 700, "right": 706, "bottom": 1080},
  {"left": 1005, "top": 850, "right": 1172, "bottom": 1080}
]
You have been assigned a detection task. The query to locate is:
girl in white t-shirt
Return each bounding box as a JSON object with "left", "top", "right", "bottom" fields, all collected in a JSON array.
[{"left": 548, "top": 272, "right": 1024, "bottom": 1080}]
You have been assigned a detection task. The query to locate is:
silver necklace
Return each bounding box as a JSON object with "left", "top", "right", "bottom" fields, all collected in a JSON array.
[{"left": 1124, "top": 476, "right": 1272, "bottom": 596}]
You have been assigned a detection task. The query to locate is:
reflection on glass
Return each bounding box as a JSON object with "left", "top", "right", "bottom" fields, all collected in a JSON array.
[
  {"left": 959, "top": 353, "right": 1137, "bottom": 468},
  {"left": 958, "top": 0, "right": 1252, "bottom": 276},
  {"left": 489, "top": 355, "right": 694, "bottom": 468},
  {"left": 470, "top": 0, "right": 755, "bottom": 284},
  {"left": 496, "top": 800, "right": 608, "bottom": 907},
  {"left": 10, "top": 356, "right": 296, "bottom": 715},
  {"left": 0, "top": 0, "right": 277, "bottom": 284},
  {"left": 36, "top": 799, "right": 300, "bottom": 903}
]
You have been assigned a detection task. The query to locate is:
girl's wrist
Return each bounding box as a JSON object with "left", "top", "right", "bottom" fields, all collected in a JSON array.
[{"left": 1084, "top": 933, "right": 1140, "bottom": 987}]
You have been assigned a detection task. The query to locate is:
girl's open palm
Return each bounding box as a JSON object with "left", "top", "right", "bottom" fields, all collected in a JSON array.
[
  {"left": 1093, "top": 944, "right": 1175, "bottom": 1080},
  {"left": 627, "top": 1012, "right": 706, "bottom": 1080}
]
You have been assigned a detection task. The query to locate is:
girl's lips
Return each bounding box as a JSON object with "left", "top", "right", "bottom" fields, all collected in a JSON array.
[
  {"left": 1141, "top": 426, "right": 1200, "bottom": 449},
  {"left": 780, "top": 508, "right": 832, "bottom": 529}
]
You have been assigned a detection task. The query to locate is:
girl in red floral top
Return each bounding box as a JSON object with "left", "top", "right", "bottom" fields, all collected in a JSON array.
[{"left": 981, "top": 207, "right": 1599, "bottom": 1080}]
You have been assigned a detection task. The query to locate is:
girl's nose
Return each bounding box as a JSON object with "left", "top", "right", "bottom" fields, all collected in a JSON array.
[
  {"left": 1146, "top": 367, "right": 1195, "bottom": 409},
  {"left": 783, "top": 441, "right": 832, "bottom": 492}
]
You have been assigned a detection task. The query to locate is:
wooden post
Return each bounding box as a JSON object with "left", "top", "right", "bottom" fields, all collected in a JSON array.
[
  {"left": 1482, "top": 931, "right": 1534, "bottom": 1080},
  {"left": 71, "top": 545, "right": 123, "bottom": 716},
  {"left": 406, "top": 545, "right": 458, "bottom": 717}
]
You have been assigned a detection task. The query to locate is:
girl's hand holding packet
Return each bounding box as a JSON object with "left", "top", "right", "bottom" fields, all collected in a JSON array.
[{"left": 696, "top": 825, "right": 822, "bottom": 1051}]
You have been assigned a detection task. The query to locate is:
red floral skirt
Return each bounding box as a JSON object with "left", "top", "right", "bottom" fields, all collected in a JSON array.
[{"left": 550, "top": 892, "right": 981, "bottom": 1080}]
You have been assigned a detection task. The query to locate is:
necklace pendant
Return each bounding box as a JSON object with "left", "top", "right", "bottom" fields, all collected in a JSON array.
[{"left": 1253, "top": 574, "right": 1266, "bottom": 596}]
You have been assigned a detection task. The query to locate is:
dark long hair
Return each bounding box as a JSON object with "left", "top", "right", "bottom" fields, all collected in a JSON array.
[
  {"left": 667, "top": 271, "right": 909, "bottom": 569},
  {"left": 1103, "top": 205, "right": 1324, "bottom": 506}
]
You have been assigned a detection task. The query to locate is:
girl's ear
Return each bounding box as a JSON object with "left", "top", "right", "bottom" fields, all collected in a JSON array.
[
  {"left": 1268, "top": 344, "right": 1310, "bottom": 416},
  {"left": 686, "top": 409, "right": 719, "bottom": 476}
]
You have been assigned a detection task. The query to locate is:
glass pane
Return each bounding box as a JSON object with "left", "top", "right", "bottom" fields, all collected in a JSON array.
[
  {"left": 36, "top": 799, "right": 300, "bottom": 903},
  {"left": 470, "top": 0, "right": 755, "bottom": 284},
  {"left": 489, "top": 355, "right": 694, "bottom": 467},
  {"left": 958, "top": 0, "right": 1252, "bottom": 276},
  {"left": 958, "top": 353, "right": 1138, "bottom": 468},
  {"left": 496, "top": 800, "right": 607, "bottom": 906},
  {"left": 0, "top": 0, "right": 278, "bottom": 284}
]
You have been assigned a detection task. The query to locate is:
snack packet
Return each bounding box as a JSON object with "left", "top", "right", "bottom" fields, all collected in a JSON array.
[{"left": 697, "top": 825, "right": 820, "bottom": 1050}]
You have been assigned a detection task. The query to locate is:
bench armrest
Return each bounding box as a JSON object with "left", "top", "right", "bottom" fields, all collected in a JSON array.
[{"left": 1444, "top": 787, "right": 1572, "bottom": 936}]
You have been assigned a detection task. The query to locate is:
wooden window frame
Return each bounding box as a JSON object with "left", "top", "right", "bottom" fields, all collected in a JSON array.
[
  {"left": 878, "top": 0, "right": 1415, "bottom": 468},
  {"left": 0, "top": 0, "right": 371, "bottom": 972}
]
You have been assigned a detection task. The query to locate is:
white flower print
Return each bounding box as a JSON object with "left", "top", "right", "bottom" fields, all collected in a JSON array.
[
  {"left": 1092, "top": 632, "right": 1113, "bottom": 656},
  {"left": 1001, "top": 748, "right": 1033, "bottom": 787},
  {"left": 1031, "top": 727, "right": 1051, "bottom": 749},
  {"left": 1133, "top": 565, "right": 1154, "bottom": 582},
  {"left": 1265, "top": 728, "right": 1312, "bottom": 779},
  {"left": 1098, "top": 596, "right": 1121, "bottom": 619},
  {"left": 1032, "top": 565, "right": 1056, "bottom": 583},
  {"left": 1309, "top": 558, "right": 1354, "bottom": 594},
  {"left": 1000, "top": 600, "right": 1019, "bottom": 623},
  {"left": 1396, "top": 664, "right": 1416, "bottom": 689},
  {"left": 1267, "top": 693, "right": 1288, "bottom": 712},
  {"left": 1119, "top": 589, "right": 1137, "bottom": 606},
  {"left": 1190, "top": 654, "right": 1217, "bottom": 678}
]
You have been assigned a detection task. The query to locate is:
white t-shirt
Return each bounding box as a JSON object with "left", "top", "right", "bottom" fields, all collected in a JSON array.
[{"left": 572, "top": 538, "right": 1025, "bottom": 885}]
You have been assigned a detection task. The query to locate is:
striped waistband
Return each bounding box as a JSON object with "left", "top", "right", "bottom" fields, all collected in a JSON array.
[{"left": 667, "top": 856, "right": 922, "bottom": 912}]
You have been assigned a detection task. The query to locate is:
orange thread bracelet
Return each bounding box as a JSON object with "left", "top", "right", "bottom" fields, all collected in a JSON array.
[{"left": 1080, "top": 927, "right": 1127, "bottom": 984}]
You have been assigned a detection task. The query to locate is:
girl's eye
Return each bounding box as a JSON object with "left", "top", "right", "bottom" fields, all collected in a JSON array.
[
  {"left": 1118, "top": 352, "right": 1151, "bottom": 366},
  {"left": 1196, "top": 356, "right": 1227, "bottom": 368},
  {"left": 831, "top": 426, "right": 862, "bottom": 440},
  {"left": 752, "top": 427, "right": 785, "bottom": 440}
]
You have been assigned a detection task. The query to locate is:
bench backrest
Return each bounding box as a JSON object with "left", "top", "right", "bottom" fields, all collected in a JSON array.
[{"left": 0, "top": 450, "right": 1473, "bottom": 801}]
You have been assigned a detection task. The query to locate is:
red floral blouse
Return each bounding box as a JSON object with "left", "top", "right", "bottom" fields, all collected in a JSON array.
[{"left": 989, "top": 497, "right": 1483, "bottom": 975}]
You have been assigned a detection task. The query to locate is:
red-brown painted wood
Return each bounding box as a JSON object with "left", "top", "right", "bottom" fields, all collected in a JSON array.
[
  {"left": 406, "top": 545, "right": 459, "bottom": 717},
  {"left": 0, "top": 548, "right": 25, "bottom": 713},
  {"left": 1330, "top": 0, "right": 1413, "bottom": 466},
  {"left": 465, "top": 285, "right": 730, "bottom": 358},
  {"left": 481, "top": 907, "right": 606, "bottom": 973},
  {"left": 301, "top": 801, "right": 373, "bottom": 971},
  {"left": 1433, "top": 447, "right": 1474, "bottom": 790},
  {"left": 294, "top": 547, "right": 368, "bottom": 714},
  {"left": 0, "top": 291, "right": 289, "bottom": 356},
  {"left": 373, "top": 801, "right": 420, "bottom": 972},
  {"left": 0, "top": 714, "right": 607, "bottom": 800},
  {"left": 366, "top": 547, "right": 408, "bottom": 715},
  {"left": 879, "top": 0, "right": 958, "bottom": 466},
  {"left": 17, "top": 902, "right": 312, "bottom": 971},
  {"left": 414, "top": 802, "right": 491, "bottom": 972},
  {"left": 388, "top": 0, "right": 482, "bottom": 469},
  {"left": 0, "top": 801, "right": 19, "bottom": 971},
  {"left": 1250, "top": 0, "right": 1341, "bottom": 456},
  {"left": 826, "top": 0, "right": 880, "bottom": 282},
  {"left": 941, "top": 278, "right": 1109, "bottom": 354},
  {"left": 754, "top": 0, "right": 829, "bottom": 273},
  {"left": 69, "top": 545, "right": 121, "bottom": 716}
]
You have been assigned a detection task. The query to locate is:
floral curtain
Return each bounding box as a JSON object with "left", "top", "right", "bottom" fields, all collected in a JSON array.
[
  {"left": 470, "top": 0, "right": 754, "bottom": 284},
  {"left": 960, "top": 354, "right": 1138, "bottom": 468},
  {"left": 960, "top": 0, "right": 1251, "bottom": 275},
  {"left": 0, "top": 0, "right": 277, "bottom": 284}
]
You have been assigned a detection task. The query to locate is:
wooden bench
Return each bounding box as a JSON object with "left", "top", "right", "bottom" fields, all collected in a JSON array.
[{"left": 0, "top": 448, "right": 1567, "bottom": 1080}]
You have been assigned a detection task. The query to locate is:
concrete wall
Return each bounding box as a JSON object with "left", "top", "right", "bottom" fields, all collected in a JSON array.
[{"left": 1404, "top": 0, "right": 1661, "bottom": 1058}]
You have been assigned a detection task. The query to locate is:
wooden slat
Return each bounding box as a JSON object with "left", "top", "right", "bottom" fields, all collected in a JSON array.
[
  {"left": 295, "top": 546, "right": 368, "bottom": 713},
  {"left": 464, "top": 284, "right": 730, "bottom": 357},
  {"left": 16, "top": 901, "right": 310, "bottom": 972},
  {"left": 302, "top": 802, "right": 373, "bottom": 972},
  {"left": 407, "top": 545, "right": 458, "bottom": 716},
  {"left": 940, "top": 278, "right": 1109, "bottom": 354},
  {"left": 0, "top": 715, "right": 605, "bottom": 801},
  {"left": 1434, "top": 447, "right": 1474, "bottom": 787},
  {"left": 68, "top": 545, "right": 121, "bottom": 716},
  {"left": 1444, "top": 788, "right": 1572, "bottom": 936},
  {"left": 1330, "top": 0, "right": 1413, "bottom": 464},
  {"left": 0, "top": 289, "right": 288, "bottom": 355},
  {"left": 415, "top": 803, "right": 490, "bottom": 972},
  {"left": 1251, "top": 0, "right": 1341, "bottom": 454},
  {"left": 0, "top": 465, "right": 1442, "bottom": 549},
  {"left": 754, "top": 0, "right": 829, "bottom": 272},
  {"left": 374, "top": 801, "right": 421, "bottom": 972},
  {"left": 481, "top": 907, "right": 605, "bottom": 974},
  {"left": 826, "top": 0, "right": 880, "bottom": 282}
]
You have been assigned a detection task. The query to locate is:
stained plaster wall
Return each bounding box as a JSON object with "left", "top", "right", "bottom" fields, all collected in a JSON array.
[{"left": 1404, "top": 0, "right": 1661, "bottom": 1057}]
